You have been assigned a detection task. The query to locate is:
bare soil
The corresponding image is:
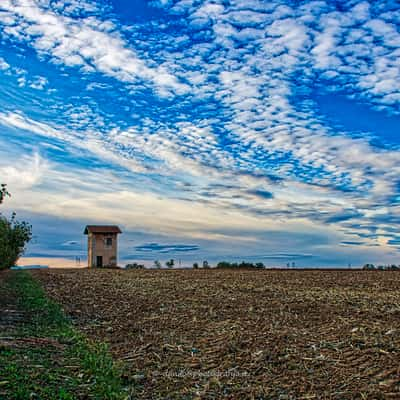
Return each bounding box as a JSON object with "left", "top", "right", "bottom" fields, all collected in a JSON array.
[{"left": 33, "top": 269, "right": 400, "bottom": 399}]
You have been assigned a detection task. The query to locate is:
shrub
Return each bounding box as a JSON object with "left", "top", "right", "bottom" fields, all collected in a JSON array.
[
  {"left": 0, "top": 185, "right": 32, "bottom": 269},
  {"left": 125, "top": 263, "right": 145, "bottom": 269},
  {"left": 0, "top": 213, "right": 32, "bottom": 269},
  {"left": 0, "top": 184, "right": 10, "bottom": 204},
  {"left": 363, "top": 264, "right": 375, "bottom": 270},
  {"left": 216, "top": 261, "right": 265, "bottom": 269}
]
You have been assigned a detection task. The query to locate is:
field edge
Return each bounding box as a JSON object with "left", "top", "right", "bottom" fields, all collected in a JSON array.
[{"left": 0, "top": 270, "right": 131, "bottom": 400}]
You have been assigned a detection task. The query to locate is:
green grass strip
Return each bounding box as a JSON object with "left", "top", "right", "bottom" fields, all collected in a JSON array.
[{"left": 0, "top": 271, "right": 129, "bottom": 400}]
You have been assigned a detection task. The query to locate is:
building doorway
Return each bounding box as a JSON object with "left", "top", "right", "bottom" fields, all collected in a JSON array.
[{"left": 96, "top": 256, "right": 103, "bottom": 267}]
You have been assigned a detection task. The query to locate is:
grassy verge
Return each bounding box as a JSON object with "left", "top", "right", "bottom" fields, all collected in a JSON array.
[{"left": 0, "top": 271, "right": 129, "bottom": 400}]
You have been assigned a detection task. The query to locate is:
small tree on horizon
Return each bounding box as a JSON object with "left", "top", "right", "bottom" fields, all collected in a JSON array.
[
  {"left": 125, "top": 262, "right": 145, "bottom": 269},
  {"left": 363, "top": 264, "right": 375, "bottom": 270},
  {"left": 193, "top": 262, "right": 199, "bottom": 269},
  {"left": 166, "top": 259, "right": 174, "bottom": 268}
]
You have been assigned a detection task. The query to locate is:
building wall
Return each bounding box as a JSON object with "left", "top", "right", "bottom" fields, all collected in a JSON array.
[{"left": 87, "top": 232, "right": 118, "bottom": 267}]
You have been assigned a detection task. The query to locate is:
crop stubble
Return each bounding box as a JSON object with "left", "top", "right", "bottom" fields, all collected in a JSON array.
[{"left": 33, "top": 269, "right": 400, "bottom": 399}]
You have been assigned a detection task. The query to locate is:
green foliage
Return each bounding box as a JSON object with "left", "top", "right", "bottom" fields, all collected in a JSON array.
[
  {"left": 154, "top": 260, "right": 162, "bottom": 269},
  {"left": 202, "top": 260, "right": 210, "bottom": 268},
  {"left": 363, "top": 263, "right": 400, "bottom": 271},
  {"left": 0, "top": 212, "right": 32, "bottom": 269},
  {"left": 0, "top": 183, "right": 10, "bottom": 204},
  {"left": 363, "top": 264, "right": 375, "bottom": 270},
  {"left": 0, "top": 271, "right": 127, "bottom": 400},
  {"left": 216, "top": 261, "right": 265, "bottom": 269},
  {"left": 11, "top": 270, "right": 69, "bottom": 334},
  {"left": 125, "top": 262, "right": 145, "bottom": 269},
  {"left": 0, "top": 185, "right": 32, "bottom": 269},
  {"left": 193, "top": 262, "right": 199, "bottom": 269},
  {"left": 166, "top": 259, "right": 174, "bottom": 268}
]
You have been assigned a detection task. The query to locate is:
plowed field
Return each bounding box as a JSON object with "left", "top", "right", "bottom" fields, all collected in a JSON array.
[{"left": 33, "top": 269, "right": 400, "bottom": 399}]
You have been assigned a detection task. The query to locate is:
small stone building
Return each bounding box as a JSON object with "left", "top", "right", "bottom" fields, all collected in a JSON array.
[{"left": 84, "top": 225, "right": 122, "bottom": 268}]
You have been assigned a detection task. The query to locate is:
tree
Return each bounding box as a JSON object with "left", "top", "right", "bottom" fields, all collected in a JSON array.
[
  {"left": 166, "top": 259, "right": 174, "bottom": 268},
  {"left": 125, "top": 262, "right": 145, "bottom": 269},
  {"left": 193, "top": 262, "right": 199, "bottom": 269},
  {"left": 363, "top": 264, "right": 375, "bottom": 270},
  {"left": 154, "top": 260, "right": 162, "bottom": 269},
  {"left": 215, "top": 261, "right": 265, "bottom": 269},
  {"left": 202, "top": 260, "right": 210, "bottom": 269},
  {"left": 0, "top": 184, "right": 10, "bottom": 204},
  {"left": 216, "top": 261, "right": 231, "bottom": 269},
  {"left": 0, "top": 185, "right": 32, "bottom": 269}
]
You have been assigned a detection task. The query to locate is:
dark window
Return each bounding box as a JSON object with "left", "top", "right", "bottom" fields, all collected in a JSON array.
[{"left": 106, "top": 237, "right": 112, "bottom": 246}]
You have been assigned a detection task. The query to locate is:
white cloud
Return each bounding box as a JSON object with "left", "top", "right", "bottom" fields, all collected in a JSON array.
[
  {"left": 0, "top": 152, "right": 49, "bottom": 189},
  {"left": 0, "top": 0, "right": 189, "bottom": 96},
  {"left": 0, "top": 57, "right": 10, "bottom": 70},
  {"left": 0, "top": 150, "right": 342, "bottom": 246},
  {"left": 17, "top": 76, "right": 26, "bottom": 87},
  {"left": 1, "top": 0, "right": 400, "bottom": 261},
  {"left": 29, "top": 76, "right": 48, "bottom": 90}
]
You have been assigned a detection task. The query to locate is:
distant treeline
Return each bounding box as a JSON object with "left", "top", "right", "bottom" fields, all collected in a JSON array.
[
  {"left": 125, "top": 261, "right": 267, "bottom": 269},
  {"left": 215, "top": 261, "right": 265, "bottom": 269},
  {"left": 125, "top": 262, "right": 145, "bottom": 269},
  {"left": 363, "top": 264, "right": 400, "bottom": 271}
]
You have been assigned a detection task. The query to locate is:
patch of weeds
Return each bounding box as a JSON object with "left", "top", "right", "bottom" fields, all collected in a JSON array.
[{"left": 0, "top": 271, "right": 129, "bottom": 400}]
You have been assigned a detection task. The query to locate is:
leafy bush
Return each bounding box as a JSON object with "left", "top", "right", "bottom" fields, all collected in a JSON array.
[
  {"left": 0, "top": 185, "right": 32, "bottom": 269},
  {"left": 216, "top": 261, "right": 265, "bottom": 269},
  {"left": 125, "top": 262, "right": 145, "bottom": 269},
  {"left": 0, "top": 213, "right": 32, "bottom": 269},
  {"left": 363, "top": 263, "right": 400, "bottom": 271},
  {"left": 0, "top": 183, "right": 10, "bottom": 203}
]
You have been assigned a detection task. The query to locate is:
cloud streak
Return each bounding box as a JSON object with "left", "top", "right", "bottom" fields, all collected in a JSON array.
[
  {"left": 0, "top": 0, "right": 189, "bottom": 96},
  {"left": 134, "top": 243, "right": 200, "bottom": 253},
  {"left": 0, "top": 0, "right": 399, "bottom": 266}
]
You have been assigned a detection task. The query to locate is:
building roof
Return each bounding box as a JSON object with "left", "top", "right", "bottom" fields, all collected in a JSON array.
[{"left": 84, "top": 225, "right": 122, "bottom": 234}]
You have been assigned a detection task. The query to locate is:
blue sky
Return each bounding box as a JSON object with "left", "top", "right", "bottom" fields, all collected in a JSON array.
[{"left": 0, "top": 0, "right": 399, "bottom": 267}]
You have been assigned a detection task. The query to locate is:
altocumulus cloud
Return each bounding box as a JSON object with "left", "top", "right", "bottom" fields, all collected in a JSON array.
[
  {"left": 0, "top": 0, "right": 400, "bottom": 266},
  {"left": 135, "top": 243, "right": 200, "bottom": 253}
]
